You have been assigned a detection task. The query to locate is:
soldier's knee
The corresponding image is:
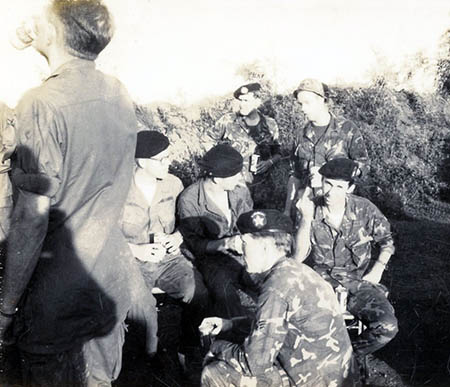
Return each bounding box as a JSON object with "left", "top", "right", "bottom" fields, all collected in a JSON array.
[{"left": 377, "top": 313, "right": 399, "bottom": 343}]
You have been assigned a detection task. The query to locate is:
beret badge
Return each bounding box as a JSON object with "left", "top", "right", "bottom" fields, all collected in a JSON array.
[{"left": 251, "top": 211, "right": 267, "bottom": 229}]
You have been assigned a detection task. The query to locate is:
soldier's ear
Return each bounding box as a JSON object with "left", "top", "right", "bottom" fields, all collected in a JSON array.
[{"left": 347, "top": 183, "right": 356, "bottom": 194}]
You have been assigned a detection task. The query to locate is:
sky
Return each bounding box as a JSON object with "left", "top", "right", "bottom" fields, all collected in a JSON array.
[{"left": 0, "top": 0, "right": 449, "bottom": 107}]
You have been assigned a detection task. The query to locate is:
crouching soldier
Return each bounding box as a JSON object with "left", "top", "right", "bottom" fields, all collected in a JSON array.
[
  {"left": 199, "top": 209, "right": 360, "bottom": 387},
  {"left": 294, "top": 158, "right": 398, "bottom": 360}
]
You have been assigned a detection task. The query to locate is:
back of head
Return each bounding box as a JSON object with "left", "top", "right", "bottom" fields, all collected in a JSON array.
[{"left": 50, "top": 0, "right": 114, "bottom": 60}]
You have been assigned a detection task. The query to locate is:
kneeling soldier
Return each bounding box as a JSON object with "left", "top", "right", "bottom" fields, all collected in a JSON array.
[{"left": 200, "top": 209, "right": 360, "bottom": 387}]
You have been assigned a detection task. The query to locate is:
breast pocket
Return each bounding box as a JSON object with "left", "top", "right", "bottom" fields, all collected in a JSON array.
[
  {"left": 345, "top": 222, "right": 373, "bottom": 267},
  {"left": 156, "top": 197, "right": 176, "bottom": 233}
]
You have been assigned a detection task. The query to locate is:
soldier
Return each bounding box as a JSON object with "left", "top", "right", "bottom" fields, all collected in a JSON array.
[
  {"left": 284, "top": 78, "right": 369, "bottom": 218},
  {"left": 199, "top": 209, "right": 360, "bottom": 387},
  {"left": 208, "top": 83, "right": 281, "bottom": 205},
  {"left": 294, "top": 158, "right": 398, "bottom": 360},
  {"left": 120, "top": 130, "right": 208, "bottom": 350},
  {"left": 177, "top": 144, "right": 254, "bottom": 327},
  {"left": 0, "top": 1, "right": 138, "bottom": 385}
]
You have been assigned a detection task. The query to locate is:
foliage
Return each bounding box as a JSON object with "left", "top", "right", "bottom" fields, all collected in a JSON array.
[{"left": 136, "top": 78, "right": 450, "bottom": 217}]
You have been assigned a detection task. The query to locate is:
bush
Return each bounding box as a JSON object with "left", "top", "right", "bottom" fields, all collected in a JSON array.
[{"left": 135, "top": 82, "right": 450, "bottom": 217}]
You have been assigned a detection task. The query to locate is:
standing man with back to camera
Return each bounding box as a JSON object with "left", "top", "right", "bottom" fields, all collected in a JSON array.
[
  {"left": 284, "top": 78, "right": 369, "bottom": 219},
  {"left": 0, "top": 1, "right": 138, "bottom": 386}
]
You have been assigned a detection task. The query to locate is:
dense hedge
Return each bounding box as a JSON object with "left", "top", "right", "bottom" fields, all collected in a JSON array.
[{"left": 135, "top": 82, "right": 450, "bottom": 217}]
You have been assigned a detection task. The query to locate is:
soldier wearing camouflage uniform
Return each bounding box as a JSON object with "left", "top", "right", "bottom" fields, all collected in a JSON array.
[
  {"left": 199, "top": 209, "right": 360, "bottom": 387},
  {"left": 208, "top": 83, "right": 281, "bottom": 204},
  {"left": 284, "top": 78, "right": 369, "bottom": 217},
  {"left": 295, "top": 158, "right": 398, "bottom": 359}
]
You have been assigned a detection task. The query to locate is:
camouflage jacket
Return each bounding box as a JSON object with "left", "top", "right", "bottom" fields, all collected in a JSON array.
[
  {"left": 291, "top": 114, "right": 369, "bottom": 185},
  {"left": 210, "top": 111, "right": 280, "bottom": 182},
  {"left": 211, "top": 258, "right": 356, "bottom": 386},
  {"left": 310, "top": 194, "right": 395, "bottom": 286}
]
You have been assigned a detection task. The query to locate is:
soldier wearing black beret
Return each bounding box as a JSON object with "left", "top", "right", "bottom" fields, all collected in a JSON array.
[
  {"left": 177, "top": 144, "right": 255, "bottom": 325},
  {"left": 207, "top": 82, "right": 282, "bottom": 207},
  {"left": 198, "top": 208, "right": 360, "bottom": 386},
  {"left": 295, "top": 158, "right": 398, "bottom": 367}
]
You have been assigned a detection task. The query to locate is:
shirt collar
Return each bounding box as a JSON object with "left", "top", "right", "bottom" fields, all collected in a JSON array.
[{"left": 45, "top": 58, "right": 96, "bottom": 82}]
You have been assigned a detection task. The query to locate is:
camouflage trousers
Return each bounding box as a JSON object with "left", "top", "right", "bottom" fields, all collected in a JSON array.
[
  {"left": 201, "top": 360, "right": 291, "bottom": 387},
  {"left": 346, "top": 281, "right": 398, "bottom": 356}
]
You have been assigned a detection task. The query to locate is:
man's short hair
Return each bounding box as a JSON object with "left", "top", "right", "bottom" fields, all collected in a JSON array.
[
  {"left": 252, "top": 232, "right": 294, "bottom": 257},
  {"left": 50, "top": 0, "right": 114, "bottom": 60}
]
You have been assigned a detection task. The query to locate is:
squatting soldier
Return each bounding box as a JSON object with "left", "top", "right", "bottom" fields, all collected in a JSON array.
[
  {"left": 208, "top": 83, "right": 281, "bottom": 205},
  {"left": 177, "top": 144, "right": 255, "bottom": 327},
  {"left": 199, "top": 209, "right": 360, "bottom": 387},
  {"left": 284, "top": 78, "right": 369, "bottom": 217},
  {"left": 295, "top": 158, "right": 398, "bottom": 360}
]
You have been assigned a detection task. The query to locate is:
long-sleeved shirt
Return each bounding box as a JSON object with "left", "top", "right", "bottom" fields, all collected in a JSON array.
[
  {"left": 211, "top": 258, "right": 356, "bottom": 386},
  {"left": 310, "top": 194, "right": 395, "bottom": 286},
  {"left": 177, "top": 179, "right": 253, "bottom": 259},
  {"left": 291, "top": 114, "right": 369, "bottom": 186}
]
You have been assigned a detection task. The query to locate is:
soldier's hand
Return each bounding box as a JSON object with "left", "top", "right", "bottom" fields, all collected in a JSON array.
[
  {"left": 255, "top": 159, "right": 273, "bottom": 175},
  {"left": 224, "top": 235, "right": 243, "bottom": 255},
  {"left": 199, "top": 317, "right": 232, "bottom": 336},
  {"left": 295, "top": 187, "right": 315, "bottom": 221},
  {"left": 158, "top": 231, "right": 183, "bottom": 255}
]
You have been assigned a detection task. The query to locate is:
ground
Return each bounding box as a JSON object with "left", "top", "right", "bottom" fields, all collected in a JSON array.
[
  {"left": 1, "top": 217, "right": 449, "bottom": 386},
  {"left": 114, "top": 217, "right": 450, "bottom": 387}
]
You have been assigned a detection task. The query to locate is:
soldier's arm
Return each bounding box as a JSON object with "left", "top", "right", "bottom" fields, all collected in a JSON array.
[
  {"left": 293, "top": 187, "right": 315, "bottom": 262},
  {"left": 347, "top": 124, "right": 369, "bottom": 177},
  {"left": 211, "top": 290, "right": 289, "bottom": 377},
  {"left": 0, "top": 189, "right": 50, "bottom": 338},
  {"left": 362, "top": 203, "right": 395, "bottom": 284}
]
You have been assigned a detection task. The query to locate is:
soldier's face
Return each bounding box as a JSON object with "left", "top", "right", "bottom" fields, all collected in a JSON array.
[
  {"left": 296, "top": 91, "right": 325, "bottom": 123},
  {"left": 322, "top": 177, "right": 351, "bottom": 207},
  {"left": 139, "top": 148, "right": 170, "bottom": 179},
  {"left": 241, "top": 234, "right": 265, "bottom": 273},
  {"left": 30, "top": 6, "right": 56, "bottom": 58},
  {"left": 242, "top": 234, "right": 279, "bottom": 273},
  {"left": 238, "top": 94, "right": 260, "bottom": 116},
  {"left": 214, "top": 172, "right": 243, "bottom": 191}
]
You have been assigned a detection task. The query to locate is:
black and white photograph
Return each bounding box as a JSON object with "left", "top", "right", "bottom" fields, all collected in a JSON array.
[{"left": 0, "top": 1, "right": 450, "bottom": 386}]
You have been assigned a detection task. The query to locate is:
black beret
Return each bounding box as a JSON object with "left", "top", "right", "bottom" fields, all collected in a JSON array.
[
  {"left": 233, "top": 83, "right": 261, "bottom": 99},
  {"left": 237, "top": 209, "right": 294, "bottom": 234},
  {"left": 199, "top": 144, "right": 243, "bottom": 178},
  {"left": 135, "top": 131, "right": 170, "bottom": 159},
  {"left": 319, "top": 158, "right": 359, "bottom": 181}
]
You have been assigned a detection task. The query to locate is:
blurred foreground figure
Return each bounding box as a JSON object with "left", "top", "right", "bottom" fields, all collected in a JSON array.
[
  {"left": 200, "top": 209, "right": 360, "bottom": 387},
  {"left": 1, "top": 1, "right": 137, "bottom": 386},
  {"left": 295, "top": 158, "right": 398, "bottom": 362},
  {"left": 285, "top": 78, "right": 369, "bottom": 218},
  {"left": 0, "top": 103, "right": 15, "bottom": 243}
]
